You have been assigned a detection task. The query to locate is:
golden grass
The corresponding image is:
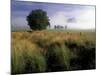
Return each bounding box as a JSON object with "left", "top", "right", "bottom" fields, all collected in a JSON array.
[
  {"left": 12, "top": 31, "right": 95, "bottom": 47},
  {"left": 11, "top": 30, "right": 96, "bottom": 74}
]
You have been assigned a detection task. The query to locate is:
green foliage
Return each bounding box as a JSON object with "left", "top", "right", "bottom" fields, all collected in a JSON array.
[{"left": 27, "top": 9, "right": 50, "bottom": 30}]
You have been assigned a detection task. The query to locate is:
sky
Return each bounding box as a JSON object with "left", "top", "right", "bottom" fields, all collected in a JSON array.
[{"left": 11, "top": 1, "right": 95, "bottom": 30}]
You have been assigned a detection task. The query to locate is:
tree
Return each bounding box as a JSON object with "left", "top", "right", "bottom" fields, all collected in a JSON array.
[
  {"left": 54, "top": 25, "right": 57, "bottom": 29},
  {"left": 27, "top": 9, "right": 50, "bottom": 30}
]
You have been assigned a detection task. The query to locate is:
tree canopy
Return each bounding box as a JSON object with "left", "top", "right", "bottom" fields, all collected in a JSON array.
[{"left": 27, "top": 9, "right": 50, "bottom": 30}]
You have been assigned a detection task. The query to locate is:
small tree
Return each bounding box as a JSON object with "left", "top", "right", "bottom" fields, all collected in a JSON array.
[
  {"left": 27, "top": 9, "right": 50, "bottom": 30},
  {"left": 54, "top": 25, "right": 56, "bottom": 29}
]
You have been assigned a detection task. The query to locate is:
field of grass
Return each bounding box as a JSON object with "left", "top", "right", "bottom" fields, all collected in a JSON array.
[{"left": 11, "top": 30, "right": 96, "bottom": 74}]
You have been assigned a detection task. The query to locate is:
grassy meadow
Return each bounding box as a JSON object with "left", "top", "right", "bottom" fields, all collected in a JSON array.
[{"left": 11, "top": 30, "right": 96, "bottom": 74}]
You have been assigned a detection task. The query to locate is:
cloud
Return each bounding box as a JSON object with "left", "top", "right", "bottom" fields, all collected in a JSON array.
[
  {"left": 67, "top": 17, "right": 77, "bottom": 23},
  {"left": 49, "top": 12, "right": 68, "bottom": 28},
  {"left": 68, "top": 8, "right": 95, "bottom": 29},
  {"left": 49, "top": 7, "right": 95, "bottom": 29}
]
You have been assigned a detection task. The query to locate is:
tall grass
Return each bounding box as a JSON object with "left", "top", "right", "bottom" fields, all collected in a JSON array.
[
  {"left": 11, "top": 30, "right": 96, "bottom": 74},
  {"left": 46, "top": 42, "right": 72, "bottom": 71},
  {"left": 12, "top": 39, "right": 46, "bottom": 74}
]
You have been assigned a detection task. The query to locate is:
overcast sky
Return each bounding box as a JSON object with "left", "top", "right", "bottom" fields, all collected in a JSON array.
[{"left": 11, "top": 1, "right": 95, "bottom": 30}]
